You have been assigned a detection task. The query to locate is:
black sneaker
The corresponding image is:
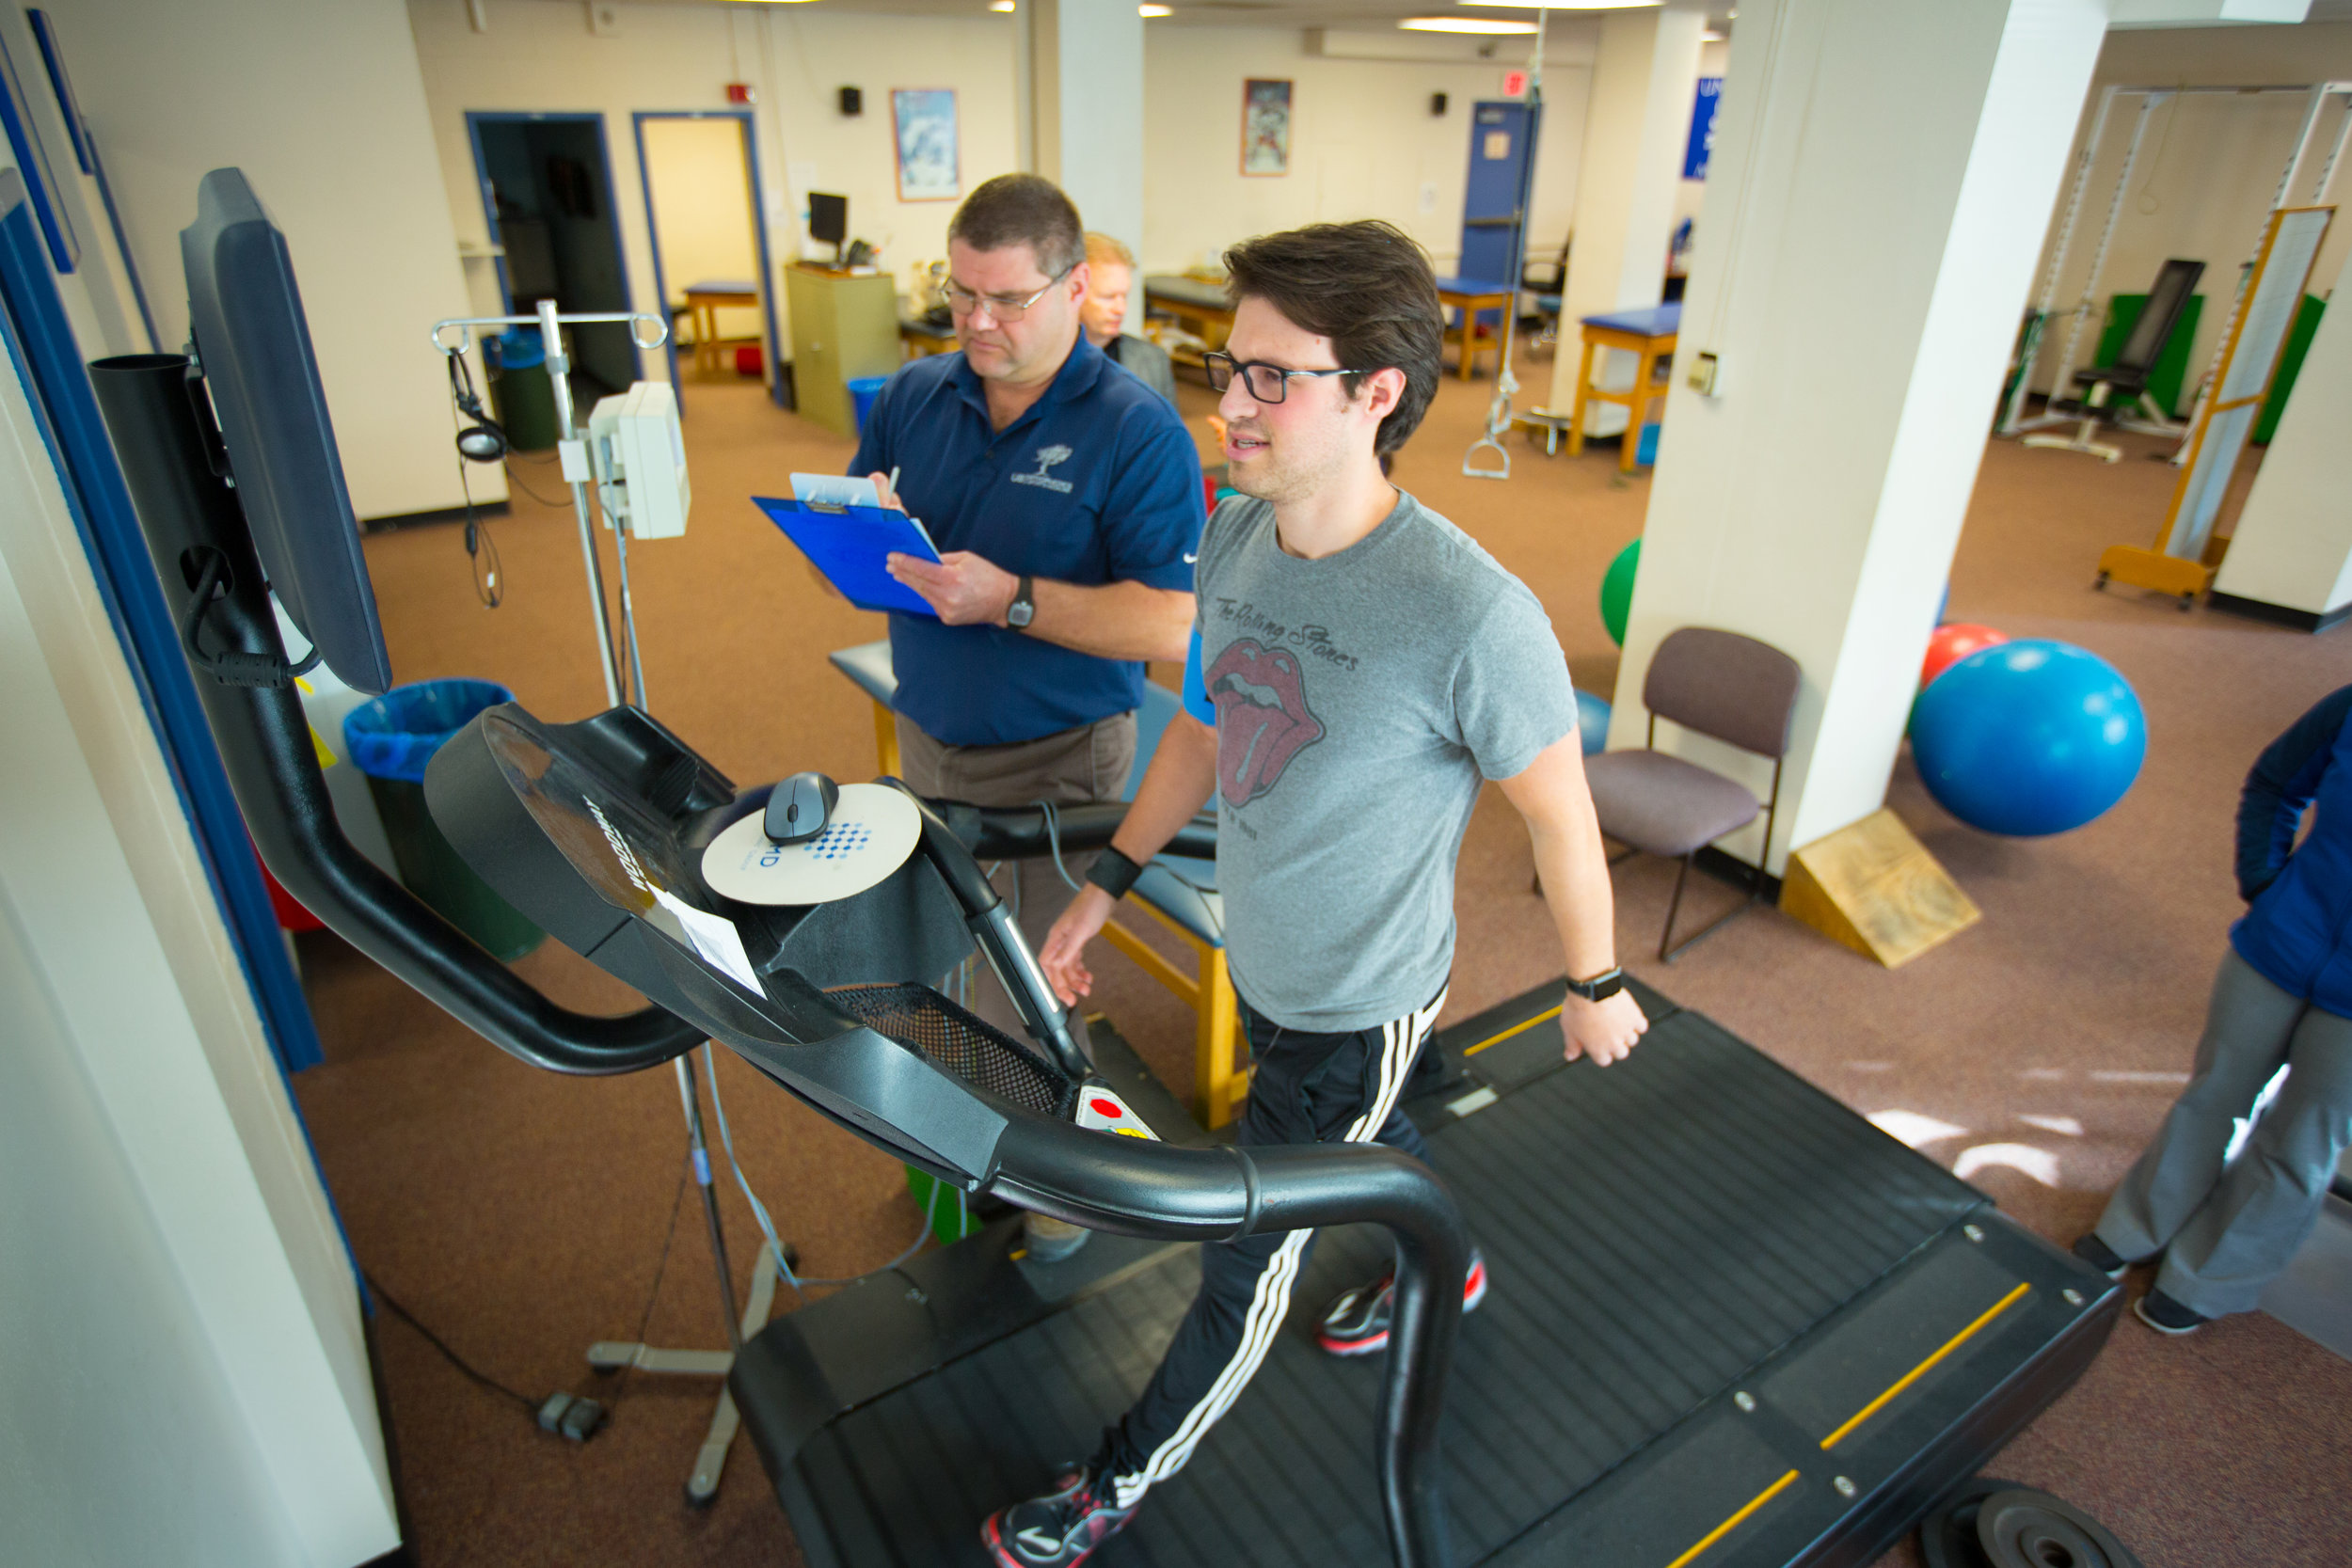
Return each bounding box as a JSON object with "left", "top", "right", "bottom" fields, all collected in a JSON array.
[
  {"left": 2071, "top": 1234, "right": 2128, "bottom": 1279},
  {"left": 981, "top": 1464, "right": 1136, "bottom": 1567},
  {"left": 1317, "top": 1248, "right": 1488, "bottom": 1357},
  {"left": 2134, "top": 1289, "right": 2209, "bottom": 1337}
]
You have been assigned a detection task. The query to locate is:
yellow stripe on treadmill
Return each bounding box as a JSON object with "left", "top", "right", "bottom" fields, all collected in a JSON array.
[
  {"left": 1819, "top": 1281, "right": 2031, "bottom": 1450},
  {"left": 1464, "top": 1004, "right": 1563, "bottom": 1056},
  {"left": 1661, "top": 1468, "right": 1800, "bottom": 1568}
]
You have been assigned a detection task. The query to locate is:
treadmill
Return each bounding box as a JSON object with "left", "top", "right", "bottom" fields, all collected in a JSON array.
[{"left": 90, "top": 167, "right": 2122, "bottom": 1568}]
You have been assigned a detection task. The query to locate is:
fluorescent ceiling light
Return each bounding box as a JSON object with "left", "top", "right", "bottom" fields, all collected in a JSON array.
[
  {"left": 990, "top": 1, "right": 1015, "bottom": 9},
  {"left": 1459, "top": 0, "right": 1661, "bottom": 8},
  {"left": 1400, "top": 16, "right": 1540, "bottom": 33},
  {"left": 1139, "top": 2, "right": 1171, "bottom": 14},
  {"left": 1703, "top": 26, "right": 1725, "bottom": 40}
]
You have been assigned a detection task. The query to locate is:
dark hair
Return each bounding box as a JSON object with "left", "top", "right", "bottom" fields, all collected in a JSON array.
[
  {"left": 1222, "top": 220, "right": 1444, "bottom": 459},
  {"left": 947, "top": 174, "right": 1085, "bottom": 278}
]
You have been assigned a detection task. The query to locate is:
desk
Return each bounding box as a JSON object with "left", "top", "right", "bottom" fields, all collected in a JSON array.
[
  {"left": 1435, "top": 276, "right": 1517, "bottom": 382},
  {"left": 898, "top": 317, "right": 959, "bottom": 358},
  {"left": 1142, "top": 274, "right": 1234, "bottom": 356},
  {"left": 681, "top": 279, "right": 759, "bottom": 374},
  {"left": 1568, "top": 303, "right": 1680, "bottom": 473}
]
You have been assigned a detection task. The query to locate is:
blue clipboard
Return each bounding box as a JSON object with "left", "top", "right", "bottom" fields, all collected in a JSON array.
[{"left": 755, "top": 496, "right": 942, "bottom": 618}]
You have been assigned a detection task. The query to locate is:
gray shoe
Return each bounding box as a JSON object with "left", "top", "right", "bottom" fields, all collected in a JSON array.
[{"left": 1024, "top": 1212, "right": 1090, "bottom": 1263}]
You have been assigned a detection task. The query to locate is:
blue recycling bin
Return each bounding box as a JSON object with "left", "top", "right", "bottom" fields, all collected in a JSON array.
[
  {"left": 848, "top": 374, "right": 890, "bottom": 435},
  {"left": 344, "top": 679, "right": 544, "bottom": 960}
]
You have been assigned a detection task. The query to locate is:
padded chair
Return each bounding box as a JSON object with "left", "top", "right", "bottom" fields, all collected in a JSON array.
[
  {"left": 2022, "top": 257, "right": 2204, "bottom": 463},
  {"left": 826, "top": 642, "right": 1248, "bottom": 1129},
  {"left": 1583, "top": 627, "right": 1801, "bottom": 962}
]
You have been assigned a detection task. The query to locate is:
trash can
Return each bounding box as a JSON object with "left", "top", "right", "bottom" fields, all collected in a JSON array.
[
  {"left": 488, "top": 327, "right": 559, "bottom": 452},
  {"left": 847, "top": 374, "right": 890, "bottom": 436},
  {"left": 344, "top": 679, "right": 545, "bottom": 961}
]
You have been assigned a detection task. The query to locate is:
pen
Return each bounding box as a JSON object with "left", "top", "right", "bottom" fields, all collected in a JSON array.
[{"left": 885, "top": 465, "right": 900, "bottom": 501}]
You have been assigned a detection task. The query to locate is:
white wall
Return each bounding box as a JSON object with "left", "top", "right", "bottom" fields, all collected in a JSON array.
[
  {"left": 642, "top": 116, "right": 763, "bottom": 343},
  {"left": 1142, "top": 24, "right": 1589, "bottom": 277},
  {"left": 0, "top": 294, "right": 397, "bottom": 1562},
  {"left": 407, "top": 0, "right": 1023, "bottom": 349},
  {"left": 45, "top": 0, "right": 485, "bottom": 521},
  {"left": 2026, "top": 20, "right": 2352, "bottom": 404}
]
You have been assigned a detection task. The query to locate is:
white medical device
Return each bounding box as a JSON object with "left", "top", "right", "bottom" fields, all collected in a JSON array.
[{"left": 589, "top": 381, "right": 691, "bottom": 540}]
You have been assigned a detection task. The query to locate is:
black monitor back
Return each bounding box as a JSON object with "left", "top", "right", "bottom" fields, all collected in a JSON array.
[
  {"left": 181, "top": 167, "right": 393, "bottom": 694},
  {"left": 809, "top": 192, "right": 848, "bottom": 247}
]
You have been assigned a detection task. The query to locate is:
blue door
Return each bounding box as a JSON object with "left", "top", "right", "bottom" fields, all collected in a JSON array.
[{"left": 1458, "top": 101, "right": 1540, "bottom": 329}]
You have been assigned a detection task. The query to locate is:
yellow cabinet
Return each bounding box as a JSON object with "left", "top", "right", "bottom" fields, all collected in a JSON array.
[{"left": 785, "top": 265, "right": 903, "bottom": 438}]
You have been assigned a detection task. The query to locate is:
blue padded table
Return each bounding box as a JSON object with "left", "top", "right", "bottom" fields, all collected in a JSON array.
[
  {"left": 1435, "top": 274, "right": 1518, "bottom": 381},
  {"left": 1571, "top": 301, "right": 1680, "bottom": 472}
]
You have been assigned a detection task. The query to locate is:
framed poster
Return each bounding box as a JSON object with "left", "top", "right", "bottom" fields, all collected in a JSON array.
[
  {"left": 1242, "top": 78, "right": 1291, "bottom": 177},
  {"left": 893, "top": 88, "right": 961, "bottom": 202}
]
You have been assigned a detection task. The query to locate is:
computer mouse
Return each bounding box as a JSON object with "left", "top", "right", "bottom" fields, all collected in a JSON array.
[{"left": 763, "top": 771, "right": 840, "bottom": 845}]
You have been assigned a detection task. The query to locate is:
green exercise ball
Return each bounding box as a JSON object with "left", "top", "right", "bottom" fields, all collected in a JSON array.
[{"left": 1600, "top": 538, "right": 1641, "bottom": 647}]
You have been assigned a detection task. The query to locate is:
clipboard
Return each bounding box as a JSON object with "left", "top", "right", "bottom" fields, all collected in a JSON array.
[{"left": 755, "top": 496, "right": 943, "bottom": 618}]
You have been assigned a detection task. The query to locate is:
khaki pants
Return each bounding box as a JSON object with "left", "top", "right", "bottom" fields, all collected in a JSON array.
[{"left": 896, "top": 711, "right": 1137, "bottom": 1036}]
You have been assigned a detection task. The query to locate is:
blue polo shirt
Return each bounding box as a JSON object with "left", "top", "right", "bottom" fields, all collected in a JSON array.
[{"left": 850, "top": 334, "right": 1203, "bottom": 746}]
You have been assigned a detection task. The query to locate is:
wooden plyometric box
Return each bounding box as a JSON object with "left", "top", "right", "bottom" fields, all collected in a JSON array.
[{"left": 1779, "top": 809, "right": 1980, "bottom": 969}]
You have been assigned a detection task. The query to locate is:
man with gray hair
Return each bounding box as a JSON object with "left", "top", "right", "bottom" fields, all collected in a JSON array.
[
  {"left": 1081, "top": 230, "right": 1178, "bottom": 406},
  {"left": 850, "top": 175, "right": 1204, "bottom": 1259}
]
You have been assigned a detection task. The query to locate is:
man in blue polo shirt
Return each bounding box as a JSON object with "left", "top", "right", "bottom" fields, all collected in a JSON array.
[{"left": 850, "top": 175, "right": 1201, "bottom": 1096}]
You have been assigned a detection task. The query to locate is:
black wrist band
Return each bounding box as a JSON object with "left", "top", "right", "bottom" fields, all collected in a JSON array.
[{"left": 1087, "top": 846, "right": 1145, "bottom": 900}]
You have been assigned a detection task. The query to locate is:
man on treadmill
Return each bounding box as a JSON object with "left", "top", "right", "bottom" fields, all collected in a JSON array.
[{"left": 980, "top": 219, "right": 1648, "bottom": 1568}]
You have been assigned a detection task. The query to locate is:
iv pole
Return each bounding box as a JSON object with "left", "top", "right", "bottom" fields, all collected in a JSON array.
[
  {"left": 427, "top": 302, "right": 780, "bottom": 1504},
  {"left": 429, "top": 300, "right": 668, "bottom": 706},
  {"left": 1465, "top": 3, "right": 1549, "bottom": 480}
]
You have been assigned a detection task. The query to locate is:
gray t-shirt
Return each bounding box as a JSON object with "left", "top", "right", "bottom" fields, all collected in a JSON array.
[{"left": 1191, "top": 488, "right": 1576, "bottom": 1032}]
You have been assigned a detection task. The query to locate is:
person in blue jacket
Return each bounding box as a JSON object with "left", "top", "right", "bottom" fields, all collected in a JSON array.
[{"left": 2075, "top": 685, "right": 2352, "bottom": 1334}]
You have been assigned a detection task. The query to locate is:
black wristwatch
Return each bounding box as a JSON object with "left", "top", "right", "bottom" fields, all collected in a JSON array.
[
  {"left": 1007, "top": 574, "right": 1036, "bottom": 631},
  {"left": 1565, "top": 966, "right": 1625, "bottom": 1002},
  {"left": 1087, "top": 846, "right": 1144, "bottom": 900}
]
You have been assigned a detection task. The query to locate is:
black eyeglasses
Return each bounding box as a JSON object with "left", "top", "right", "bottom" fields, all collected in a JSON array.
[{"left": 1203, "top": 352, "right": 1372, "bottom": 403}]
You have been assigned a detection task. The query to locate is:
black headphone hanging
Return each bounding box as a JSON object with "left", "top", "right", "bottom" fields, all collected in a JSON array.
[{"left": 447, "top": 349, "right": 508, "bottom": 464}]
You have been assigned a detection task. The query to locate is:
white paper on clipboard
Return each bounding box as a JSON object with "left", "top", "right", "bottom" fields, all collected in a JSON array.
[{"left": 789, "top": 472, "right": 941, "bottom": 553}]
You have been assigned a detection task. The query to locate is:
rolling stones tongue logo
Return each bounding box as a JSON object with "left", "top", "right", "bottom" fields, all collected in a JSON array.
[{"left": 1205, "top": 639, "right": 1324, "bottom": 806}]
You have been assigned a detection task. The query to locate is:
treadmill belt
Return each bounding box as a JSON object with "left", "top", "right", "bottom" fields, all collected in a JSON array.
[{"left": 775, "top": 1007, "right": 1994, "bottom": 1567}]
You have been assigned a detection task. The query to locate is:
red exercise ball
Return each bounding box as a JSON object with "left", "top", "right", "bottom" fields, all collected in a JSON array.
[{"left": 1922, "top": 623, "right": 2010, "bottom": 689}]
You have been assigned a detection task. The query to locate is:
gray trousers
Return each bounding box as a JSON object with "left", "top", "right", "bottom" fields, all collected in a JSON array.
[
  {"left": 896, "top": 711, "right": 1137, "bottom": 1037},
  {"left": 2095, "top": 947, "right": 2352, "bottom": 1317}
]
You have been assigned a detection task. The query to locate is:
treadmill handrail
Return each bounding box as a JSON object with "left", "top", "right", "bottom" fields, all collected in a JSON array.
[{"left": 89, "top": 353, "right": 706, "bottom": 1076}]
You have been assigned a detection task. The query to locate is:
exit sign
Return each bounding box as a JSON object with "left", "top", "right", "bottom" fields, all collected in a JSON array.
[{"left": 1502, "top": 70, "right": 1528, "bottom": 98}]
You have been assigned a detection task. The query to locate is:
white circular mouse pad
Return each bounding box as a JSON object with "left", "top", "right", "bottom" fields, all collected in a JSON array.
[{"left": 701, "top": 782, "right": 922, "bottom": 906}]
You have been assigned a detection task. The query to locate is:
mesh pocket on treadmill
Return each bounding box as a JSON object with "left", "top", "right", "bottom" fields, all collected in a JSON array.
[{"left": 826, "top": 983, "right": 1078, "bottom": 1118}]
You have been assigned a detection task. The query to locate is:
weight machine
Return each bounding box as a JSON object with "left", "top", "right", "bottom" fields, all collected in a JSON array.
[{"left": 1999, "top": 81, "right": 2352, "bottom": 451}]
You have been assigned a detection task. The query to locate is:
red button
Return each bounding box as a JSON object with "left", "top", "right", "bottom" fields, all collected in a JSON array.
[{"left": 1089, "top": 1097, "right": 1123, "bottom": 1119}]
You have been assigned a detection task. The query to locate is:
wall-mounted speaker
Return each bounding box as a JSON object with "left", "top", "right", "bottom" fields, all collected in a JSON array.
[
  {"left": 838, "top": 86, "right": 863, "bottom": 117},
  {"left": 1430, "top": 92, "right": 1448, "bottom": 117}
]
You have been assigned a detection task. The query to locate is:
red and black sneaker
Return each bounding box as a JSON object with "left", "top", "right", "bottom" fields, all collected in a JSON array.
[
  {"left": 981, "top": 1463, "right": 1137, "bottom": 1567},
  {"left": 1317, "top": 1247, "right": 1487, "bottom": 1357}
]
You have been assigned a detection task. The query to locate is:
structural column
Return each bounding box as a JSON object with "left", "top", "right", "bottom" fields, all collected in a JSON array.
[
  {"left": 1613, "top": 0, "right": 2111, "bottom": 874},
  {"left": 2211, "top": 295, "right": 2352, "bottom": 630},
  {"left": 1547, "top": 4, "right": 1707, "bottom": 434},
  {"left": 1025, "top": 0, "right": 1146, "bottom": 254}
]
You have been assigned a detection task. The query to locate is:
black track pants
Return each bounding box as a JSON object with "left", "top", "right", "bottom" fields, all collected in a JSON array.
[{"left": 1094, "top": 985, "right": 1447, "bottom": 1506}]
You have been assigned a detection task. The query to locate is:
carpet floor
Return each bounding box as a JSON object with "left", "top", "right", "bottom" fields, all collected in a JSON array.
[{"left": 301, "top": 345, "right": 2352, "bottom": 1567}]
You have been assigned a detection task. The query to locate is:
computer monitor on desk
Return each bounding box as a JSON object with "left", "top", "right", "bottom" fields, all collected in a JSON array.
[{"left": 809, "top": 192, "right": 847, "bottom": 267}]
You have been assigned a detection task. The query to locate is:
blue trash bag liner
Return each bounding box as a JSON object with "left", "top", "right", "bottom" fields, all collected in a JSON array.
[
  {"left": 848, "top": 374, "right": 890, "bottom": 432},
  {"left": 490, "top": 326, "right": 544, "bottom": 371},
  {"left": 343, "top": 678, "right": 514, "bottom": 784}
]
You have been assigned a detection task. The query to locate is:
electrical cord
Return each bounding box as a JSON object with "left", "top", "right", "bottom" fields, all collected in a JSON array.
[
  {"left": 701, "top": 1041, "right": 939, "bottom": 1294},
  {"left": 455, "top": 454, "right": 503, "bottom": 609},
  {"left": 500, "top": 460, "right": 571, "bottom": 509},
  {"left": 1033, "top": 797, "right": 1223, "bottom": 942},
  {"left": 362, "top": 1271, "right": 537, "bottom": 1414},
  {"left": 179, "top": 547, "right": 322, "bottom": 686}
]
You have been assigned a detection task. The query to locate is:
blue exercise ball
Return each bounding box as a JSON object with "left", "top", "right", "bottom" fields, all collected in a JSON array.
[
  {"left": 1577, "top": 693, "right": 1612, "bottom": 756},
  {"left": 1910, "top": 640, "right": 2145, "bottom": 836}
]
